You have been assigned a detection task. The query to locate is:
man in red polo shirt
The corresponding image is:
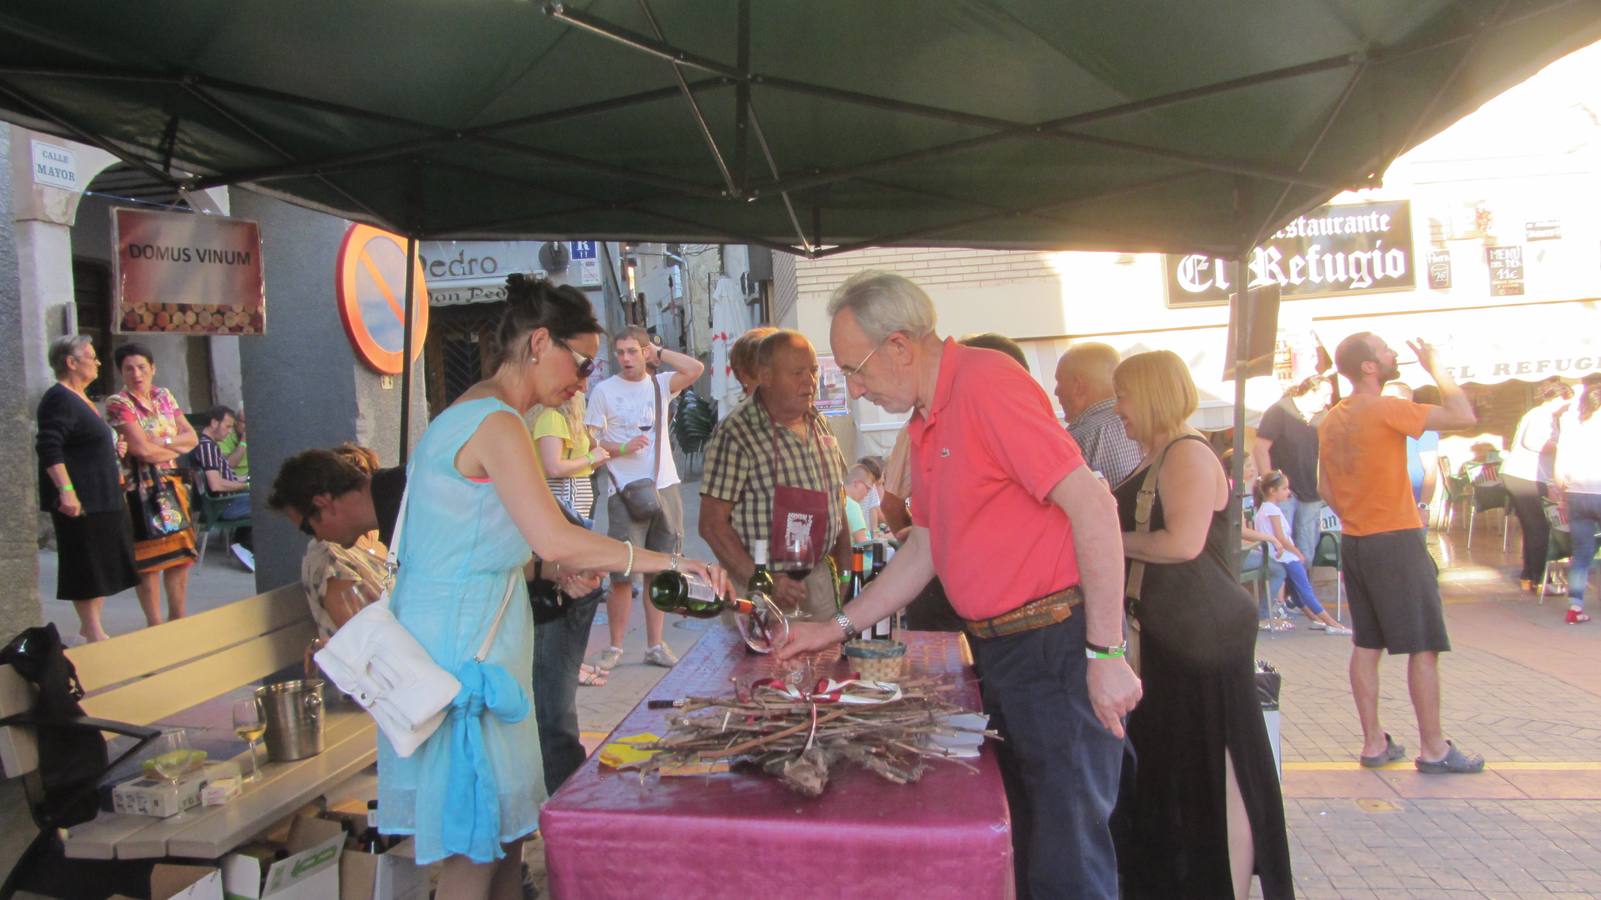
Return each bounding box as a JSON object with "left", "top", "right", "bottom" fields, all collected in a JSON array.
[{"left": 778, "top": 271, "right": 1140, "bottom": 899}]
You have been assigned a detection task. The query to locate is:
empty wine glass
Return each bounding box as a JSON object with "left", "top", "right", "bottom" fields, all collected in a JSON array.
[
  {"left": 232, "top": 697, "right": 266, "bottom": 783},
  {"left": 150, "top": 729, "right": 192, "bottom": 782},
  {"left": 736, "top": 594, "right": 792, "bottom": 654}
]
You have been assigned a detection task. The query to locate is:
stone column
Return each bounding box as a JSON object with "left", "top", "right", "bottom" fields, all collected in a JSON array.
[
  {"left": 230, "top": 192, "right": 425, "bottom": 591},
  {"left": 0, "top": 128, "right": 42, "bottom": 635}
]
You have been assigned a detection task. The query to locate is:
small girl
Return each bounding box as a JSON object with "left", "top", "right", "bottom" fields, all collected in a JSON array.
[{"left": 1253, "top": 470, "right": 1351, "bottom": 635}]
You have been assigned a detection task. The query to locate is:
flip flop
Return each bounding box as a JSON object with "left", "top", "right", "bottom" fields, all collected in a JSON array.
[
  {"left": 578, "top": 664, "right": 609, "bottom": 687},
  {"left": 1415, "top": 740, "right": 1486, "bottom": 774},
  {"left": 1359, "top": 733, "right": 1406, "bottom": 768}
]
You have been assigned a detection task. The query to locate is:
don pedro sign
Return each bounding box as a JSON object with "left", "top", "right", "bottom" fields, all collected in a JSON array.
[
  {"left": 1166, "top": 200, "right": 1415, "bottom": 306},
  {"left": 112, "top": 208, "right": 266, "bottom": 335}
]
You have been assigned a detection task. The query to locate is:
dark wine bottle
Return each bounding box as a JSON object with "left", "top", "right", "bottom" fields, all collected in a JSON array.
[
  {"left": 357, "top": 800, "right": 387, "bottom": 854},
  {"left": 749, "top": 539, "right": 775, "bottom": 598}
]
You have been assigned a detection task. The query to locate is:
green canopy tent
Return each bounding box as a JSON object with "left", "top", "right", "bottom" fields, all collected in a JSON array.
[{"left": 3, "top": 0, "right": 1599, "bottom": 528}]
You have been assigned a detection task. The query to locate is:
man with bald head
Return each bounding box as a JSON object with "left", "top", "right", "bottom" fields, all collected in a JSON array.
[
  {"left": 1054, "top": 342, "right": 1141, "bottom": 485},
  {"left": 699, "top": 329, "right": 852, "bottom": 621}
]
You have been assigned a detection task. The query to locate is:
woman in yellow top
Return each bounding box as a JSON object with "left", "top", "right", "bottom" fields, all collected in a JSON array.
[
  {"left": 530, "top": 392, "right": 614, "bottom": 698},
  {"left": 531, "top": 393, "right": 609, "bottom": 521}
]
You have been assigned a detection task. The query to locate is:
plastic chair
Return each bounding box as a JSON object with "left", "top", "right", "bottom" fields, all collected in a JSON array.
[
  {"left": 1436, "top": 455, "right": 1471, "bottom": 531},
  {"left": 1539, "top": 499, "right": 1601, "bottom": 605},
  {"left": 1239, "top": 541, "right": 1271, "bottom": 602},
  {"left": 1310, "top": 531, "right": 1344, "bottom": 622},
  {"left": 1466, "top": 480, "right": 1512, "bottom": 551},
  {"left": 192, "top": 488, "right": 251, "bottom": 565}
]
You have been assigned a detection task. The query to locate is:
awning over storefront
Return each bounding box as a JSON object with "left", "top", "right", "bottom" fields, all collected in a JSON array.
[{"left": 1314, "top": 298, "right": 1601, "bottom": 386}]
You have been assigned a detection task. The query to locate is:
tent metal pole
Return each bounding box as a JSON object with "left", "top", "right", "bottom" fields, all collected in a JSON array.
[
  {"left": 1229, "top": 257, "right": 1249, "bottom": 578},
  {"left": 399, "top": 236, "right": 418, "bottom": 468}
]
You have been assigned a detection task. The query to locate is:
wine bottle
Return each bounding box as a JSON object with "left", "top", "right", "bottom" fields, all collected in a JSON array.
[
  {"left": 848, "top": 550, "right": 865, "bottom": 606},
  {"left": 869, "top": 541, "right": 887, "bottom": 582},
  {"left": 356, "top": 800, "right": 387, "bottom": 854},
  {"left": 649, "top": 570, "right": 724, "bottom": 618},
  {"left": 651, "top": 570, "right": 789, "bottom": 653},
  {"left": 749, "top": 539, "right": 775, "bottom": 598}
]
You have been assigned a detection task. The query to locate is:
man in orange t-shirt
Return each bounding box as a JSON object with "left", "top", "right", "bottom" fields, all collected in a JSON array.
[{"left": 1318, "top": 332, "right": 1483, "bottom": 775}]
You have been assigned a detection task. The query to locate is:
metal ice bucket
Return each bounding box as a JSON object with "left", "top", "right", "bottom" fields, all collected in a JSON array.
[{"left": 257, "top": 679, "right": 325, "bottom": 762}]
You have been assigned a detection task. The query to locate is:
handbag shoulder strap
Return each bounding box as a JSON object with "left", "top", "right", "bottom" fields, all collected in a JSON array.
[
  {"left": 650, "top": 374, "right": 665, "bottom": 482},
  {"left": 384, "top": 475, "right": 514, "bottom": 663},
  {"left": 1125, "top": 435, "right": 1187, "bottom": 604}
]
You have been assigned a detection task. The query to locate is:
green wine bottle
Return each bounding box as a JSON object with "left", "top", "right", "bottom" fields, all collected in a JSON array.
[
  {"left": 750, "top": 539, "right": 775, "bottom": 598},
  {"left": 649, "top": 570, "right": 724, "bottom": 618}
]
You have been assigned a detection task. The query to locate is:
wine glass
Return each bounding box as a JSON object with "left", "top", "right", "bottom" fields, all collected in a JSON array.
[
  {"left": 736, "top": 594, "right": 791, "bottom": 654},
  {"left": 232, "top": 697, "right": 266, "bottom": 783},
  {"left": 775, "top": 523, "right": 814, "bottom": 618},
  {"left": 150, "top": 729, "right": 192, "bottom": 782}
]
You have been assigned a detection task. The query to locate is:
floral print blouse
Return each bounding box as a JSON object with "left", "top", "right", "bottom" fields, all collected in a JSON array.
[{"left": 105, "top": 387, "right": 185, "bottom": 481}]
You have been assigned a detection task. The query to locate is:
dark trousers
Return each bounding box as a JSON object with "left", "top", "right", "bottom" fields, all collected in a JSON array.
[
  {"left": 970, "top": 610, "right": 1125, "bottom": 900},
  {"left": 1504, "top": 475, "right": 1549, "bottom": 582},
  {"left": 532, "top": 587, "right": 604, "bottom": 792}
]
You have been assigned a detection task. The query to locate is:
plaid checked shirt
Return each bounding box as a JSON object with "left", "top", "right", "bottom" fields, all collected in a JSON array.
[
  {"left": 1067, "top": 397, "right": 1143, "bottom": 486},
  {"left": 700, "top": 393, "right": 849, "bottom": 554}
]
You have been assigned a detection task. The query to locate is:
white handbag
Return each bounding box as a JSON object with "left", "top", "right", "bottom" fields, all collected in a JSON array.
[{"left": 314, "top": 481, "right": 518, "bottom": 758}]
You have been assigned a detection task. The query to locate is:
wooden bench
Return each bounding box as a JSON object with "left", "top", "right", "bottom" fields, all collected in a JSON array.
[{"left": 0, "top": 585, "right": 377, "bottom": 886}]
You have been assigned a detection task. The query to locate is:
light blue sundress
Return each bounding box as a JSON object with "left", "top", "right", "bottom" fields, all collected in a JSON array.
[{"left": 375, "top": 398, "right": 546, "bottom": 865}]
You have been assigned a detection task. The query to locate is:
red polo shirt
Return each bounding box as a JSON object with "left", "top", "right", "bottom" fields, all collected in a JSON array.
[{"left": 908, "top": 339, "right": 1086, "bottom": 619}]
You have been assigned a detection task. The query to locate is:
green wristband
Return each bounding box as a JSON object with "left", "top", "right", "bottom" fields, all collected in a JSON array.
[{"left": 1084, "top": 640, "right": 1127, "bottom": 659}]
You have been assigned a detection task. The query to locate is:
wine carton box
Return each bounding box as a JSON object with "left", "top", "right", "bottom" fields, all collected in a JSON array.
[
  {"left": 150, "top": 864, "right": 224, "bottom": 900},
  {"left": 340, "top": 836, "right": 428, "bottom": 900},
  {"left": 111, "top": 761, "right": 243, "bottom": 818},
  {"left": 222, "top": 816, "right": 344, "bottom": 900}
]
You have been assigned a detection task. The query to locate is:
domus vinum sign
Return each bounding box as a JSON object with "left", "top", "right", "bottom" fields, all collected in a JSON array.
[{"left": 1166, "top": 201, "right": 1414, "bottom": 306}]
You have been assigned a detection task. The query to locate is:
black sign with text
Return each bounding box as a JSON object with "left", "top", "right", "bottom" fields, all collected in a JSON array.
[
  {"left": 1487, "top": 245, "right": 1524, "bottom": 296},
  {"left": 1427, "top": 249, "right": 1452, "bottom": 290},
  {"left": 1166, "top": 200, "right": 1415, "bottom": 306}
]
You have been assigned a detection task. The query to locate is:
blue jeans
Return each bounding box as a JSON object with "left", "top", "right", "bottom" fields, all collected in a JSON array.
[
  {"left": 1291, "top": 498, "right": 1324, "bottom": 560},
  {"left": 1280, "top": 559, "right": 1325, "bottom": 616},
  {"left": 532, "top": 587, "right": 604, "bottom": 791},
  {"left": 969, "top": 611, "right": 1124, "bottom": 899},
  {"left": 1567, "top": 492, "right": 1601, "bottom": 610}
]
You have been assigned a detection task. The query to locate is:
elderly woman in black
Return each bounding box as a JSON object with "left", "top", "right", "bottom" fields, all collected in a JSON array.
[{"left": 35, "top": 335, "right": 139, "bottom": 642}]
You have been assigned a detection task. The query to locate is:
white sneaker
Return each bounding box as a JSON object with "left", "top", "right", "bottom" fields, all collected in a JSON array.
[
  {"left": 1309, "top": 621, "right": 1327, "bottom": 630},
  {"left": 1326, "top": 625, "right": 1353, "bottom": 636},
  {"left": 231, "top": 544, "right": 256, "bottom": 572},
  {"left": 644, "top": 643, "right": 679, "bottom": 668}
]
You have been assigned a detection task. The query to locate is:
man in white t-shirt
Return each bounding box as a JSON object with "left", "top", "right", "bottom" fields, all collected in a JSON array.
[{"left": 585, "top": 325, "right": 705, "bottom": 669}]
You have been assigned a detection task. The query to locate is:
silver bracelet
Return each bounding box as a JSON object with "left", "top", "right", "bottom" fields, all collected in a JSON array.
[{"left": 622, "top": 540, "right": 635, "bottom": 579}]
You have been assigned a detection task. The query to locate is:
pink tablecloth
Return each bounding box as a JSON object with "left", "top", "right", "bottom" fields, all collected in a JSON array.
[{"left": 540, "top": 628, "right": 1014, "bottom": 899}]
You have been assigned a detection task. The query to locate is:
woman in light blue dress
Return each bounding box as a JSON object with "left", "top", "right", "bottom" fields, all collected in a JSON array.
[{"left": 377, "top": 275, "right": 732, "bottom": 899}]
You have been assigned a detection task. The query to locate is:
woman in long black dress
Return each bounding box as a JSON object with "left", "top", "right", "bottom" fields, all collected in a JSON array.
[
  {"left": 34, "top": 335, "right": 139, "bottom": 642},
  {"left": 1109, "top": 350, "right": 1293, "bottom": 899}
]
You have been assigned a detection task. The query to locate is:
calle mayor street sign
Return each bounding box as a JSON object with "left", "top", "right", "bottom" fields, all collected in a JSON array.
[{"left": 1166, "top": 200, "right": 1415, "bottom": 306}]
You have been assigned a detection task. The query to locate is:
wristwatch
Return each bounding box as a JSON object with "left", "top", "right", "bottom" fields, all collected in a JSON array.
[
  {"left": 833, "top": 611, "right": 859, "bottom": 641},
  {"left": 1085, "top": 640, "right": 1128, "bottom": 660}
]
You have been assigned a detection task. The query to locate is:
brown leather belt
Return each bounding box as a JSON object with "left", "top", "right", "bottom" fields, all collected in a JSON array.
[{"left": 962, "top": 585, "right": 1084, "bottom": 640}]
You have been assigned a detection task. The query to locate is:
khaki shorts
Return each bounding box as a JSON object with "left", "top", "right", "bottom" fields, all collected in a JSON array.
[{"left": 606, "top": 483, "right": 683, "bottom": 585}]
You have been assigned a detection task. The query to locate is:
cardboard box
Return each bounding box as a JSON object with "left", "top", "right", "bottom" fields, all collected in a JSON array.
[
  {"left": 222, "top": 816, "right": 344, "bottom": 900},
  {"left": 111, "top": 762, "right": 241, "bottom": 818},
  {"left": 150, "top": 864, "right": 224, "bottom": 900},
  {"left": 341, "top": 836, "right": 429, "bottom": 900}
]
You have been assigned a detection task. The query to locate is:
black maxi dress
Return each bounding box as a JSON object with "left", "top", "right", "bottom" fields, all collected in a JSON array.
[{"left": 1111, "top": 435, "right": 1294, "bottom": 898}]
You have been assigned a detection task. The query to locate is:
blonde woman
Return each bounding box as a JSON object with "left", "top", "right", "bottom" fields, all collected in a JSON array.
[
  {"left": 531, "top": 392, "right": 609, "bottom": 522},
  {"left": 1109, "top": 350, "right": 1292, "bottom": 899}
]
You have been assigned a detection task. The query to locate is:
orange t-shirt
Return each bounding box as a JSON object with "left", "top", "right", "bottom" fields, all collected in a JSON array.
[{"left": 1316, "top": 395, "right": 1430, "bottom": 536}]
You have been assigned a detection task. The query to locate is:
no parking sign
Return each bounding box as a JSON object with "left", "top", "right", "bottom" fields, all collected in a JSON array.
[{"left": 336, "top": 224, "right": 429, "bottom": 375}]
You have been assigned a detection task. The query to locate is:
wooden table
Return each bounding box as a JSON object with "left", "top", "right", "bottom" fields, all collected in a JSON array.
[{"left": 541, "top": 628, "right": 1015, "bottom": 899}]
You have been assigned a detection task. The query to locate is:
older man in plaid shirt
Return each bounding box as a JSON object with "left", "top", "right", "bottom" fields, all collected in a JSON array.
[{"left": 699, "top": 330, "right": 852, "bottom": 621}]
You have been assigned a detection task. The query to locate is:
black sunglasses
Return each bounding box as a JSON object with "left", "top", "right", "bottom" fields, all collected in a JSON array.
[
  {"left": 298, "top": 509, "right": 319, "bottom": 537},
  {"left": 556, "top": 339, "right": 596, "bottom": 379}
]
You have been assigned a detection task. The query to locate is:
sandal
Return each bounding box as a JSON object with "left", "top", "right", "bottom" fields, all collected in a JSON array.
[
  {"left": 1359, "top": 733, "right": 1405, "bottom": 768},
  {"left": 1415, "top": 740, "right": 1486, "bottom": 774},
  {"left": 578, "top": 664, "right": 608, "bottom": 687}
]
